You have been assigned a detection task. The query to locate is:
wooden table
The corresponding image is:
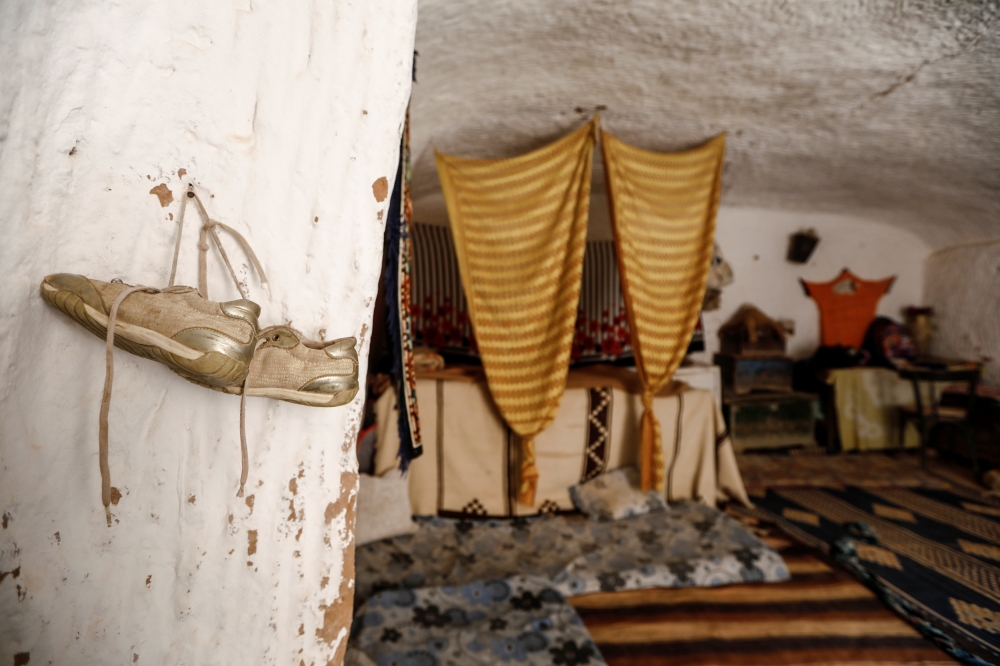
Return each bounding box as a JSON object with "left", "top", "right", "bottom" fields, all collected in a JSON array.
[{"left": 896, "top": 360, "right": 982, "bottom": 471}]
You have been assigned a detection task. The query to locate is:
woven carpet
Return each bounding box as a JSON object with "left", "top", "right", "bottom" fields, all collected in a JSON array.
[
  {"left": 737, "top": 450, "right": 955, "bottom": 495},
  {"left": 733, "top": 485, "right": 1000, "bottom": 664},
  {"left": 572, "top": 517, "right": 955, "bottom": 664}
]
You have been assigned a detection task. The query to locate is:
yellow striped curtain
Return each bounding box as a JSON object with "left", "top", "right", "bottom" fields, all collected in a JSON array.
[
  {"left": 436, "top": 121, "right": 596, "bottom": 506},
  {"left": 601, "top": 131, "right": 725, "bottom": 492}
]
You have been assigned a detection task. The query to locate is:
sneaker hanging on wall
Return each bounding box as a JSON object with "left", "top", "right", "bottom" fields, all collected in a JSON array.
[
  {"left": 40, "top": 274, "right": 260, "bottom": 391},
  {"left": 39, "top": 186, "right": 269, "bottom": 524},
  {"left": 40, "top": 186, "right": 270, "bottom": 391},
  {"left": 247, "top": 326, "right": 359, "bottom": 407},
  {"left": 182, "top": 189, "right": 359, "bottom": 499},
  {"left": 180, "top": 188, "right": 359, "bottom": 499},
  {"left": 181, "top": 187, "right": 360, "bottom": 408}
]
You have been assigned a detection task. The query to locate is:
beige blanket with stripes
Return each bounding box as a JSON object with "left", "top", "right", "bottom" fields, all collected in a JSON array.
[{"left": 374, "top": 381, "right": 750, "bottom": 517}]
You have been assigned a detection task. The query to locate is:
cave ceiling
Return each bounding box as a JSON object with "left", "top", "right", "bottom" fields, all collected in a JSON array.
[{"left": 410, "top": 0, "right": 1000, "bottom": 247}]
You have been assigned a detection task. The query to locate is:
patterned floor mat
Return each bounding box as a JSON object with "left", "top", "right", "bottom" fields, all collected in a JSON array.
[
  {"left": 737, "top": 449, "right": 971, "bottom": 495},
  {"left": 733, "top": 485, "right": 1000, "bottom": 664}
]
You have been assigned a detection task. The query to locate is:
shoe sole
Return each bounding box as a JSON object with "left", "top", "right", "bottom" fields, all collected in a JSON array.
[
  {"left": 245, "top": 386, "right": 359, "bottom": 407},
  {"left": 41, "top": 281, "right": 248, "bottom": 393}
]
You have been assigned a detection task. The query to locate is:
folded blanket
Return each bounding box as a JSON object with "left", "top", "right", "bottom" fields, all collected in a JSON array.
[{"left": 355, "top": 501, "right": 789, "bottom": 606}]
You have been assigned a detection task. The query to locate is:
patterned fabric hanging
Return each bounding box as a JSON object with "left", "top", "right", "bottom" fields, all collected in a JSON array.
[
  {"left": 436, "top": 120, "right": 597, "bottom": 506},
  {"left": 384, "top": 107, "right": 422, "bottom": 469},
  {"left": 601, "top": 130, "right": 725, "bottom": 492}
]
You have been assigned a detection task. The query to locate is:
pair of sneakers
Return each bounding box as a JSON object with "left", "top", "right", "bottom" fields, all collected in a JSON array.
[
  {"left": 39, "top": 275, "right": 359, "bottom": 403},
  {"left": 40, "top": 188, "right": 359, "bottom": 524}
]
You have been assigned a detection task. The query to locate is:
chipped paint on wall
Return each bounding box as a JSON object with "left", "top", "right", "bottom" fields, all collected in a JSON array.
[
  {"left": 317, "top": 472, "right": 359, "bottom": 666},
  {"left": 0, "top": 0, "right": 417, "bottom": 663},
  {"left": 372, "top": 177, "right": 390, "bottom": 203},
  {"left": 149, "top": 183, "right": 174, "bottom": 208}
]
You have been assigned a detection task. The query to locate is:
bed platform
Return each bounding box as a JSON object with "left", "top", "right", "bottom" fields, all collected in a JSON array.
[
  {"left": 373, "top": 365, "right": 750, "bottom": 517},
  {"left": 351, "top": 365, "right": 780, "bottom": 664}
]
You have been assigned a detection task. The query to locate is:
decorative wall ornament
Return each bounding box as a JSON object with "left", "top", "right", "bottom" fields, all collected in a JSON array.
[
  {"left": 703, "top": 242, "right": 734, "bottom": 311},
  {"left": 385, "top": 107, "right": 423, "bottom": 469},
  {"left": 787, "top": 229, "right": 820, "bottom": 263}
]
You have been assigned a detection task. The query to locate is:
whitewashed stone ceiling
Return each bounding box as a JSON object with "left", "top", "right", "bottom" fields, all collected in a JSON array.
[{"left": 410, "top": 0, "right": 1000, "bottom": 247}]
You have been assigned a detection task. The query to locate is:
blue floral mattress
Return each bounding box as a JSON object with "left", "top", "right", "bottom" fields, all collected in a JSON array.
[
  {"left": 355, "top": 501, "right": 789, "bottom": 605},
  {"left": 347, "top": 576, "right": 605, "bottom": 666}
]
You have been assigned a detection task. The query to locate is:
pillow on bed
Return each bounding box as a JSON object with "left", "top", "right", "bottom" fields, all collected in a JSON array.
[
  {"left": 568, "top": 467, "right": 667, "bottom": 521},
  {"left": 355, "top": 472, "right": 418, "bottom": 546}
]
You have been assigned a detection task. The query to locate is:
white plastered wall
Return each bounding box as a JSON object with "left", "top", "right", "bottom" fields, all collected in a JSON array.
[
  {"left": 926, "top": 242, "right": 1000, "bottom": 387},
  {"left": 0, "top": 1, "right": 416, "bottom": 664},
  {"left": 695, "top": 208, "right": 931, "bottom": 361}
]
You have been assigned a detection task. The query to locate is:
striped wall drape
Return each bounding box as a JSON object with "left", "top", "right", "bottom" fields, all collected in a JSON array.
[
  {"left": 409, "top": 224, "right": 634, "bottom": 363},
  {"left": 435, "top": 120, "right": 597, "bottom": 506},
  {"left": 410, "top": 224, "right": 476, "bottom": 353},
  {"left": 601, "top": 131, "right": 725, "bottom": 492}
]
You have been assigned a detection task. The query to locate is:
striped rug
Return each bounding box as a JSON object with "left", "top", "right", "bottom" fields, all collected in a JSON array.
[
  {"left": 572, "top": 521, "right": 956, "bottom": 664},
  {"left": 736, "top": 486, "right": 1000, "bottom": 664}
]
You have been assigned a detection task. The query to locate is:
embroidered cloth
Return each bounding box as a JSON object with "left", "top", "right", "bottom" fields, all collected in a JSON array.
[{"left": 385, "top": 107, "right": 422, "bottom": 467}]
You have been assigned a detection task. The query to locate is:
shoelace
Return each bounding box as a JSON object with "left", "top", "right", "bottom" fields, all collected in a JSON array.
[
  {"left": 100, "top": 299, "right": 259, "bottom": 524},
  {"left": 237, "top": 337, "right": 266, "bottom": 499},
  {"left": 99, "top": 284, "right": 188, "bottom": 525},
  {"left": 169, "top": 186, "right": 269, "bottom": 299},
  {"left": 100, "top": 185, "right": 267, "bottom": 524}
]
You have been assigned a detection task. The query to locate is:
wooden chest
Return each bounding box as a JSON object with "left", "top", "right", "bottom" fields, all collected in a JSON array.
[
  {"left": 715, "top": 353, "right": 794, "bottom": 394},
  {"left": 724, "top": 391, "right": 818, "bottom": 452}
]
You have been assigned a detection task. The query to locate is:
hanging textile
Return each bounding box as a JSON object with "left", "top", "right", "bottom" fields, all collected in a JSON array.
[
  {"left": 803, "top": 268, "right": 895, "bottom": 348},
  {"left": 601, "top": 130, "right": 725, "bottom": 493},
  {"left": 436, "top": 120, "right": 597, "bottom": 506},
  {"left": 384, "top": 107, "right": 422, "bottom": 469}
]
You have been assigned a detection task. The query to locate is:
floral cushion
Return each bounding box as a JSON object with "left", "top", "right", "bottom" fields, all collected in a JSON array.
[
  {"left": 568, "top": 467, "right": 668, "bottom": 521},
  {"left": 550, "top": 504, "right": 789, "bottom": 596},
  {"left": 354, "top": 517, "right": 460, "bottom": 607},
  {"left": 349, "top": 575, "right": 606, "bottom": 666}
]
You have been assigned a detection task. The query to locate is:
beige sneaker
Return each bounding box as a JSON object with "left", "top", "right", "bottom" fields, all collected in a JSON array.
[
  {"left": 40, "top": 273, "right": 260, "bottom": 391},
  {"left": 245, "top": 326, "right": 359, "bottom": 407}
]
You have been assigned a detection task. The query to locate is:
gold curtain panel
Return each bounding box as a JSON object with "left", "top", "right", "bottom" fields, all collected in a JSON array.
[
  {"left": 601, "top": 130, "right": 725, "bottom": 492},
  {"left": 436, "top": 120, "right": 596, "bottom": 506}
]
